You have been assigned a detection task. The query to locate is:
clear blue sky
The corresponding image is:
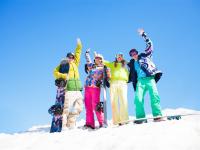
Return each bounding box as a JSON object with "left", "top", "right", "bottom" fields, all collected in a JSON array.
[{"left": 0, "top": 0, "right": 200, "bottom": 133}]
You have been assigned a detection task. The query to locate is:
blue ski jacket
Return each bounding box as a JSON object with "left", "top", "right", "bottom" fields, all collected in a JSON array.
[{"left": 127, "top": 32, "right": 163, "bottom": 91}]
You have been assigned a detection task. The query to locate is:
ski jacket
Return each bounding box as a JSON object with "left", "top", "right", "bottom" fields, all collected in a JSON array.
[
  {"left": 104, "top": 61, "right": 129, "bottom": 83},
  {"left": 85, "top": 51, "right": 110, "bottom": 88},
  {"left": 127, "top": 32, "right": 162, "bottom": 91},
  {"left": 54, "top": 42, "right": 83, "bottom": 91}
]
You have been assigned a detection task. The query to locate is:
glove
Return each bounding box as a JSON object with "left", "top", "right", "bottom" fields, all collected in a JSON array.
[
  {"left": 77, "top": 38, "right": 81, "bottom": 45},
  {"left": 86, "top": 48, "right": 90, "bottom": 54},
  {"left": 137, "top": 28, "right": 145, "bottom": 36}
]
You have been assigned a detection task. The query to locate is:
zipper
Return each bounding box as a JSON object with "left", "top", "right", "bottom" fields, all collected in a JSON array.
[{"left": 71, "top": 63, "right": 78, "bottom": 90}]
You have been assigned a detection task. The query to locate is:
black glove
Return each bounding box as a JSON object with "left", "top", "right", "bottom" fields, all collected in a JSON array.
[{"left": 55, "top": 78, "right": 67, "bottom": 87}]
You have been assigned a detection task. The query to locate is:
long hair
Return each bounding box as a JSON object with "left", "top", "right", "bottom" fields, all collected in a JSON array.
[{"left": 114, "top": 59, "right": 126, "bottom": 67}]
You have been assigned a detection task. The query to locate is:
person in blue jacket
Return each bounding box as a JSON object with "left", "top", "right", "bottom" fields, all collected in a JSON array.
[{"left": 128, "top": 28, "right": 163, "bottom": 123}]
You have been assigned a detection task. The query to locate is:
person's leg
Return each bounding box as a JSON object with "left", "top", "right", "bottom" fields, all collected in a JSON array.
[
  {"left": 147, "top": 78, "right": 162, "bottom": 117},
  {"left": 62, "top": 91, "right": 70, "bottom": 129},
  {"left": 110, "top": 82, "right": 120, "bottom": 124},
  {"left": 66, "top": 91, "right": 83, "bottom": 129},
  {"left": 134, "top": 79, "right": 147, "bottom": 119},
  {"left": 118, "top": 82, "right": 129, "bottom": 122},
  {"left": 93, "top": 88, "right": 104, "bottom": 127},
  {"left": 84, "top": 87, "right": 95, "bottom": 128},
  {"left": 66, "top": 113, "right": 77, "bottom": 129},
  {"left": 74, "top": 91, "right": 83, "bottom": 114}
]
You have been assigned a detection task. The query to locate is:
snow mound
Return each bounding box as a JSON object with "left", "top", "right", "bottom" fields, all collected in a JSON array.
[{"left": 0, "top": 108, "right": 200, "bottom": 150}]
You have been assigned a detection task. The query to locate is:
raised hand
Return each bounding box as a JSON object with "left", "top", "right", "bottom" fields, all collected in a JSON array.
[
  {"left": 137, "top": 28, "right": 145, "bottom": 35},
  {"left": 86, "top": 48, "right": 90, "bottom": 54},
  {"left": 77, "top": 38, "right": 81, "bottom": 45}
]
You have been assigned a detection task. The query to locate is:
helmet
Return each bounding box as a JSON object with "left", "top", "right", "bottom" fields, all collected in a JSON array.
[
  {"left": 129, "top": 49, "right": 138, "bottom": 56},
  {"left": 95, "top": 53, "right": 104, "bottom": 60},
  {"left": 94, "top": 51, "right": 104, "bottom": 60},
  {"left": 66, "top": 52, "right": 75, "bottom": 58}
]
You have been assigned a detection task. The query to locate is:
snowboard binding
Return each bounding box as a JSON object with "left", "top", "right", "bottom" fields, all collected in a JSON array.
[
  {"left": 48, "top": 104, "right": 63, "bottom": 116},
  {"left": 55, "top": 78, "right": 67, "bottom": 88},
  {"left": 167, "top": 115, "right": 181, "bottom": 120},
  {"left": 96, "top": 102, "right": 104, "bottom": 112}
]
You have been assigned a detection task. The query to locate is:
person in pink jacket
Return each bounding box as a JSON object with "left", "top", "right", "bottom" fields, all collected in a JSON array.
[{"left": 84, "top": 49, "right": 110, "bottom": 129}]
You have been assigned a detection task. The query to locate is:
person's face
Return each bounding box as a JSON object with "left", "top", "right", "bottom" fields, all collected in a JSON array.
[
  {"left": 95, "top": 57, "right": 102, "bottom": 65},
  {"left": 68, "top": 56, "right": 74, "bottom": 63},
  {"left": 130, "top": 53, "right": 138, "bottom": 60},
  {"left": 132, "top": 54, "right": 138, "bottom": 60},
  {"left": 116, "top": 55, "right": 123, "bottom": 62}
]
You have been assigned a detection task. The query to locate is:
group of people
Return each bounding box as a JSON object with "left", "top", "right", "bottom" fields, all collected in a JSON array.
[{"left": 50, "top": 28, "right": 163, "bottom": 132}]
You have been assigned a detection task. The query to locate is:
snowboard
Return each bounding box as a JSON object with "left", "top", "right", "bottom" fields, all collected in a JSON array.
[
  {"left": 102, "top": 65, "right": 110, "bottom": 127},
  {"left": 114, "top": 114, "right": 183, "bottom": 126},
  {"left": 49, "top": 59, "right": 69, "bottom": 133},
  {"left": 103, "top": 87, "right": 107, "bottom": 127},
  {"left": 133, "top": 115, "right": 182, "bottom": 124},
  {"left": 48, "top": 87, "right": 65, "bottom": 133}
]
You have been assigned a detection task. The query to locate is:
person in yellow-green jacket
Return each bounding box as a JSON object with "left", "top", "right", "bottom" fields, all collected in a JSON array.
[
  {"left": 53, "top": 38, "right": 83, "bottom": 130},
  {"left": 104, "top": 53, "right": 129, "bottom": 125}
]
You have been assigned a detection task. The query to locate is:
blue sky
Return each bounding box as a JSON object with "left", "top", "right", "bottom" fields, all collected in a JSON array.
[{"left": 0, "top": 0, "right": 200, "bottom": 133}]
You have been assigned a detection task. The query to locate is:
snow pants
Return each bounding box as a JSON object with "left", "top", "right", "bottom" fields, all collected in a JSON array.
[
  {"left": 134, "top": 77, "right": 162, "bottom": 119},
  {"left": 110, "top": 81, "right": 129, "bottom": 125},
  {"left": 62, "top": 91, "right": 83, "bottom": 129},
  {"left": 84, "top": 87, "right": 104, "bottom": 128}
]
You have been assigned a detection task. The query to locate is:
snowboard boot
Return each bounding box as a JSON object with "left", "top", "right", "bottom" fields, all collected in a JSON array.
[
  {"left": 134, "top": 119, "right": 148, "bottom": 124},
  {"left": 153, "top": 116, "right": 165, "bottom": 122},
  {"left": 83, "top": 124, "right": 95, "bottom": 130}
]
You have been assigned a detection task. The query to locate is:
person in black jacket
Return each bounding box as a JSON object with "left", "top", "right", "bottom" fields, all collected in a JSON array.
[{"left": 127, "top": 28, "right": 163, "bottom": 123}]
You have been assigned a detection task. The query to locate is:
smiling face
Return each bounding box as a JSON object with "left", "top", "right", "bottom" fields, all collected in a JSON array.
[
  {"left": 116, "top": 54, "right": 123, "bottom": 62},
  {"left": 130, "top": 51, "right": 139, "bottom": 61},
  {"left": 131, "top": 53, "right": 138, "bottom": 60},
  {"left": 67, "top": 56, "right": 74, "bottom": 63},
  {"left": 94, "top": 57, "right": 102, "bottom": 65}
]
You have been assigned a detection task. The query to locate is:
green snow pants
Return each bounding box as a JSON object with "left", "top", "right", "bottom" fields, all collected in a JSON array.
[{"left": 134, "top": 76, "right": 162, "bottom": 119}]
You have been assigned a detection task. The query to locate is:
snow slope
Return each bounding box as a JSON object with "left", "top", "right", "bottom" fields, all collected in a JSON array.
[{"left": 0, "top": 108, "right": 200, "bottom": 150}]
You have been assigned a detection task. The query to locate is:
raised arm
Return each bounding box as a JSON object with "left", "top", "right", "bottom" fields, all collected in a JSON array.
[
  {"left": 85, "top": 48, "right": 92, "bottom": 64},
  {"left": 103, "top": 60, "right": 112, "bottom": 68},
  {"left": 138, "top": 28, "right": 153, "bottom": 56},
  {"left": 74, "top": 38, "right": 82, "bottom": 66}
]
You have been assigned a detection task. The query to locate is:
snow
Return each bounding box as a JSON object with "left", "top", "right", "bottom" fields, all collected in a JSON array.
[{"left": 0, "top": 108, "right": 200, "bottom": 150}]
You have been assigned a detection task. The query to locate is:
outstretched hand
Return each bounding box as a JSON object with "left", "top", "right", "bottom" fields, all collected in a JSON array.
[
  {"left": 137, "top": 28, "right": 145, "bottom": 35},
  {"left": 86, "top": 48, "right": 90, "bottom": 54},
  {"left": 77, "top": 38, "right": 81, "bottom": 45}
]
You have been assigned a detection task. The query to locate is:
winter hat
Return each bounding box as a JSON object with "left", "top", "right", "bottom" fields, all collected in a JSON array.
[
  {"left": 66, "top": 52, "right": 75, "bottom": 58},
  {"left": 129, "top": 49, "right": 138, "bottom": 56},
  {"left": 116, "top": 52, "right": 124, "bottom": 58}
]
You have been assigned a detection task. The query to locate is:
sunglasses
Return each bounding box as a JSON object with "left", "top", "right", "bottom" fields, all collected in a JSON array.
[
  {"left": 68, "top": 56, "right": 74, "bottom": 59},
  {"left": 130, "top": 52, "right": 138, "bottom": 57}
]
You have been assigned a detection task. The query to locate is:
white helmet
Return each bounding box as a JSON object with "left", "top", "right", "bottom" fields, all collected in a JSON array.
[{"left": 94, "top": 51, "right": 104, "bottom": 60}]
